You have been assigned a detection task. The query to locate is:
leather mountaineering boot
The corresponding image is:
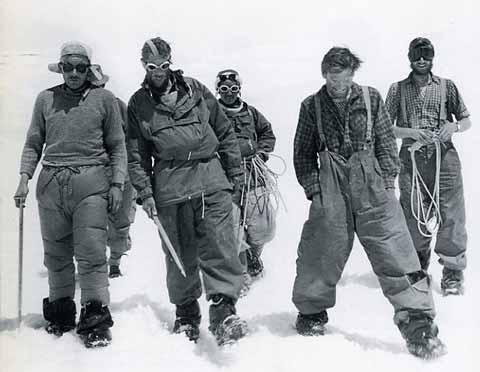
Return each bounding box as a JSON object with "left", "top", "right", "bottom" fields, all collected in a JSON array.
[
  {"left": 173, "top": 300, "right": 201, "bottom": 342},
  {"left": 109, "top": 265, "right": 122, "bottom": 279},
  {"left": 43, "top": 297, "right": 76, "bottom": 336},
  {"left": 295, "top": 311, "right": 328, "bottom": 336},
  {"left": 441, "top": 267, "right": 464, "bottom": 296},
  {"left": 208, "top": 294, "right": 248, "bottom": 346},
  {"left": 401, "top": 314, "right": 446, "bottom": 359},
  {"left": 76, "top": 300, "right": 114, "bottom": 348},
  {"left": 239, "top": 272, "right": 253, "bottom": 297},
  {"left": 246, "top": 248, "right": 264, "bottom": 278}
]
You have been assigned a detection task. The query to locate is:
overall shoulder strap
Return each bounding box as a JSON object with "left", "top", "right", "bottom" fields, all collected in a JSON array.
[
  {"left": 399, "top": 80, "right": 408, "bottom": 125},
  {"left": 313, "top": 93, "right": 327, "bottom": 148},
  {"left": 361, "top": 86, "right": 373, "bottom": 143},
  {"left": 439, "top": 78, "right": 447, "bottom": 121}
]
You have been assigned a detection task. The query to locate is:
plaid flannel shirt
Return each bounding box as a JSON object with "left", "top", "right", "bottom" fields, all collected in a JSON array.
[
  {"left": 294, "top": 83, "right": 400, "bottom": 199},
  {"left": 385, "top": 73, "right": 469, "bottom": 130}
]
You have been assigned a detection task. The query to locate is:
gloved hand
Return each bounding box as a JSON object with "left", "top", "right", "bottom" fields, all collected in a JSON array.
[{"left": 231, "top": 174, "right": 245, "bottom": 207}]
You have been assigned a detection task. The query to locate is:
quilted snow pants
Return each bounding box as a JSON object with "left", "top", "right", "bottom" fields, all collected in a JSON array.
[
  {"left": 37, "top": 165, "right": 111, "bottom": 305},
  {"left": 156, "top": 190, "right": 243, "bottom": 305},
  {"left": 292, "top": 149, "right": 436, "bottom": 326},
  {"left": 107, "top": 180, "right": 137, "bottom": 266}
]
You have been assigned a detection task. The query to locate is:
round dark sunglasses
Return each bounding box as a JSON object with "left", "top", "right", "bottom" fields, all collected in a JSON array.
[{"left": 59, "top": 62, "right": 90, "bottom": 74}]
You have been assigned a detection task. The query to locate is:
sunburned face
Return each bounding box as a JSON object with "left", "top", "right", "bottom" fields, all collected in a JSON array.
[
  {"left": 60, "top": 55, "right": 90, "bottom": 90},
  {"left": 410, "top": 57, "right": 433, "bottom": 76},
  {"left": 218, "top": 80, "right": 241, "bottom": 105},
  {"left": 323, "top": 68, "right": 354, "bottom": 98},
  {"left": 142, "top": 55, "right": 171, "bottom": 89}
]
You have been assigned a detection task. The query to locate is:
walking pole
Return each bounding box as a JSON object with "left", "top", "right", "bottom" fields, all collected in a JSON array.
[
  {"left": 152, "top": 215, "right": 187, "bottom": 278},
  {"left": 17, "top": 200, "right": 25, "bottom": 328}
]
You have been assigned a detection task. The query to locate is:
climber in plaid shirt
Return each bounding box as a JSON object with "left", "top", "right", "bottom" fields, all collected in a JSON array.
[{"left": 385, "top": 37, "right": 471, "bottom": 296}]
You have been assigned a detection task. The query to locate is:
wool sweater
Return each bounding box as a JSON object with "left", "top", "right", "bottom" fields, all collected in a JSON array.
[{"left": 20, "top": 84, "right": 127, "bottom": 185}]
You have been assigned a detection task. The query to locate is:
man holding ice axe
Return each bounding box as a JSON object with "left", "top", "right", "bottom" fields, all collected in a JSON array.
[
  {"left": 127, "top": 37, "right": 248, "bottom": 345},
  {"left": 13, "top": 41, "right": 126, "bottom": 348}
]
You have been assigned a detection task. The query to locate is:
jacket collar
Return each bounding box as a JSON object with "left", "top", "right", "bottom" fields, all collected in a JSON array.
[
  {"left": 406, "top": 72, "right": 440, "bottom": 86},
  {"left": 142, "top": 69, "right": 192, "bottom": 98},
  {"left": 142, "top": 70, "right": 195, "bottom": 113}
]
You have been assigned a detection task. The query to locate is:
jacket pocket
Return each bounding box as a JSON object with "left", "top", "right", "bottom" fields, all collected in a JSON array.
[{"left": 150, "top": 112, "right": 218, "bottom": 160}]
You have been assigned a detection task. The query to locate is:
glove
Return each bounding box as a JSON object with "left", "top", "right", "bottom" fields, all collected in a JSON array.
[{"left": 231, "top": 175, "right": 244, "bottom": 207}]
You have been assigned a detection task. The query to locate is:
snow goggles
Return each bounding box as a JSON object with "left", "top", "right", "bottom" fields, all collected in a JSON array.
[
  {"left": 144, "top": 61, "right": 171, "bottom": 72},
  {"left": 409, "top": 46, "right": 434, "bottom": 62},
  {"left": 218, "top": 85, "right": 240, "bottom": 93},
  {"left": 218, "top": 72, "right": 239, "bottom": 83},
  {"left": 59, "top": 62, "right": 90, "bottom": 73}
]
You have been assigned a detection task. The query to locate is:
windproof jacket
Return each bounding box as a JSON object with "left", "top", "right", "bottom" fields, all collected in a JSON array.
[
  {"left": 220, "top": 102, "right": 276, "bottom": 160},
  {"left": 127, "top": 71, "right": 243, "bottom": 206}
]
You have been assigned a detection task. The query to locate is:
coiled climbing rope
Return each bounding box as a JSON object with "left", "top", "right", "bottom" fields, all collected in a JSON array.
[{"left": 409, "top": 141, "right": 442, "bottom": 237}]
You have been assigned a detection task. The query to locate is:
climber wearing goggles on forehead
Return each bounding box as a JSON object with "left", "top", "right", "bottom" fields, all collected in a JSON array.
[
  {"left": 386, "top": 37, "right": 472, "bottom": 296},
  {"left": 127, "top": 38, "right": 250, "bottom": 346},
  {"left": 215, "top": 69, "right": 277, "bottom": 295}
]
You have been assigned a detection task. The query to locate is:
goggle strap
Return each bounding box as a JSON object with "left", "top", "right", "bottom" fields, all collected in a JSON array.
[{"left": 146, "top": 40, "right": 160, "bottom": 57}]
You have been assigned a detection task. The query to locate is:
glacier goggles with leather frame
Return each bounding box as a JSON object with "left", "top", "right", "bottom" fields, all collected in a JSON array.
[
  {"left": 217, "top": 85, "right": 241, "bottom": 94},
  {"left": 408, "top": 46, "right": 434, "bottom": 62},
  {"left": 144, "top": 61, "right": 171, "bottom": 72},
  {"left": 218, "top": 72, "right": 240, "bottom": 83}
]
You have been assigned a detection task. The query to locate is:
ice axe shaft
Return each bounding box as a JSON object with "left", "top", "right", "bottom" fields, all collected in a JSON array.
[
  {"left": 17, "top": 202, "right": 25, "bottom": 328},
  {"left": 152, "top": 215, "right": 186, "bottom": 277}
]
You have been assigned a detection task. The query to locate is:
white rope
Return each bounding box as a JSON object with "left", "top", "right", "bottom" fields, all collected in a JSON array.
[
  {"left": 409, "top": 141, "right": 442, "bottom": 237},
  {"left": 238, "top": 152, "right": 287, "bottom": 226}
]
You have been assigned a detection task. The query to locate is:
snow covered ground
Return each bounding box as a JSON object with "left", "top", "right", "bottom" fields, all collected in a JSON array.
[{"left": 1, "top": 1, "right": 479, "bottom": 371}]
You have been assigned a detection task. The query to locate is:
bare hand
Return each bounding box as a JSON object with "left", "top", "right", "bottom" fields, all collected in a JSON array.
[
  {"left": 14, "top": 177, "right": 29, "bottom": 208},
  {"left": 436, "top": 122, "right": 457, "bottom": 142},
  {"left": 108, "top": 186, "right": 123, "bottom": 213},
  {"left": 142, "top": 196, "right": 157, "bottom": 219},
  {"left": 409, "top": 128, "right": 436, "bottom": 144}
]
